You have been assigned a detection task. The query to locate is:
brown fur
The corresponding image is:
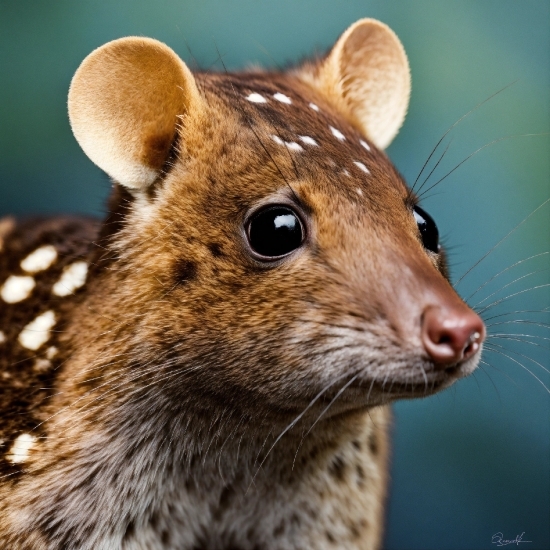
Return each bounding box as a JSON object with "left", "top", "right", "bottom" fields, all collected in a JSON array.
[{"left": 0, "top": 20, "right": 483, "bottom": 549}]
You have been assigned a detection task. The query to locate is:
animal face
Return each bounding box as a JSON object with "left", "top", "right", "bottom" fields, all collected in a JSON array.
[{"left": 65, "top": 21, "right": 484, "bottom": 420}]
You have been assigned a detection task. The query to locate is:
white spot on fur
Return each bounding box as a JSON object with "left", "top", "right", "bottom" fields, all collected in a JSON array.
[
  {"left": 360, "top": 139, "right": 371, "bottom": 151},
  {"left": 52, "top": 262, "right": 88, "bottom": 297},
  {"left": 20, "top": 245, "right": 58, "bottom": 273},
  {"left": 273, "top": 92, "right": 291, "bottom": 104},
  {"left": 7, "top": 433, "right": 37, "bottom": 464},
  {"left": 356, "top": 188, "right": 364, "bottom": 196},
  {"left": 342, "top": 169, "right": 351, "bottom": 177},
  {"left": 309, "top": 103, "right": 319, "bottom": 111},
  {"left": 33, "top": 358, "right": 52, "bottom": 372},
  {"left": 46, "top": 346, "right": 58, "bottom": 359},
  {"left": 1, "top": 275, "right": 35, "bottom": 303},
  {"left": 0, "top": 331, "right": 5, "bottom": 344},
  {"left": 18, "top": 310, "right": 56, "bottom": 351},
  {"left": 329, "top": 126, "right": 346, "bottom": 141},
  {"left": 299, "top": 136, "right": 318, "bottom": 146},
  {"left": 353, "top": 161, "right": 370, "bottom": 174},
  {"left": 270, "top": 135, "right": 304, "bottom": 152},
  {"left": 285, "top": 142, "right": 304, "bottom": 152},
  {"left": 246, "top": 93, "right": 267, "bottom": 103}
]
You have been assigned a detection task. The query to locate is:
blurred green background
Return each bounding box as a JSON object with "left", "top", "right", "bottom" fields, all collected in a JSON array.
[{"left": 1, "top": 1, "right": 549, "bottom": 548}]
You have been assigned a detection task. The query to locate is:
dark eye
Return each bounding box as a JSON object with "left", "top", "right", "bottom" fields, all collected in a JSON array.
[
  {"left": 413, "top": 205, "right": 440, "bottom": 253},
  {"left": 247, "top": 206, "right": 304, "bottom": 258}
]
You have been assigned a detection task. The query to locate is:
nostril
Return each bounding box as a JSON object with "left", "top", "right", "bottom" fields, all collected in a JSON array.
[
  {"left": 436, "top": 334, "right": 452, "bottom": 345},
  {"left": 422, "top": 306, "right": 485, "bottom": 368}
]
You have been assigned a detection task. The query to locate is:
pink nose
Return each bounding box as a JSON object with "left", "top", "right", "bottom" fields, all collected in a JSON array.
[{"left": 421, "top": 305, "right": 485, "bottom": 367}]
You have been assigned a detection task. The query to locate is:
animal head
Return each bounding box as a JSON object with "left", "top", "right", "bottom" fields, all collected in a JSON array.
[{"left": 67, "top": 19, "right": 484, "bottom": 419}]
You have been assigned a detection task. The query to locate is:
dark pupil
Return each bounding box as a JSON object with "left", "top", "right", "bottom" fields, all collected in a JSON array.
[
  {"left": 413, "top": 205, "right": 439, "bottom": 253},
  {"left": 248, "top": 206, "right": 303, "bottom": 257}
]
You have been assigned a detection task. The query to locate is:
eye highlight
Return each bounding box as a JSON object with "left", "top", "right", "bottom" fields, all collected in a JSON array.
[
  {"left": 413, "top": 205, "right": 440, "bottom": 253},
  {"left": 247, "top": 206, "right": 305, "bottom": 259}
]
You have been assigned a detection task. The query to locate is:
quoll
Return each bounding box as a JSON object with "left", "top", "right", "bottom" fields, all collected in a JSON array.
[{"left": 0, "top": 19, "right": 485, "bottom": 550}]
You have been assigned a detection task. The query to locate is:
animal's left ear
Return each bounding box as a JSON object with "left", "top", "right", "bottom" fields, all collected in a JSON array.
[{"left": 298, "top": 19, "right": 411, "bottom": 149}]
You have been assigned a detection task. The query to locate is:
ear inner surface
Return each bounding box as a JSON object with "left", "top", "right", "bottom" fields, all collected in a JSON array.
[
  {"left": 68, "top": 37, "right": 201, "bottom": 190},
  {"left": 299, "top": 19, "right": 411, "bottom": 149}
]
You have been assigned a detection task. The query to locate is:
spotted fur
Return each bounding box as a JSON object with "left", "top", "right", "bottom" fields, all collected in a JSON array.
[{"left": 0, "top": 19, "right": 481, "bottom": 550}]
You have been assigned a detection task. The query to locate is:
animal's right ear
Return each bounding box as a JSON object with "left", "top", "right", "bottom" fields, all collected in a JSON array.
[{"left": 68, "top": 37, "right": 202, "bottom": 191}]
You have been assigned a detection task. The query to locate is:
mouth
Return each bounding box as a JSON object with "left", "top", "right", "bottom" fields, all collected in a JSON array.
[
  {"left": 351, "top": 351, "right": 482, "bottom": 401},
  {"left": 371, "top": 377, "right": 451, "bottom": 397}
]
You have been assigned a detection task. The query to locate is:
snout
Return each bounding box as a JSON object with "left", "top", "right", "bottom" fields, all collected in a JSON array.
[{"left": 421, "top": 305, "right": 485, "bottom": 368}]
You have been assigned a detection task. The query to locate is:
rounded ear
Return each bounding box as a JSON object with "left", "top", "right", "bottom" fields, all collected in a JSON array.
[
  {"left": 299, "top": 19, "right": 411, "bottom": 149},
  {"left": 68, "top": 37, "right": 202, "bottom": 190}
]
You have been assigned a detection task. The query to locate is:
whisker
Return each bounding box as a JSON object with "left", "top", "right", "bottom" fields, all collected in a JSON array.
[
  {"left": 485, "top": 342, "right": 550, "bottom": 379},
  {"left": 485, "top": 319, "right": 550, "bottom": 330},
  {"left": 292, "top": 372, "right": 361, "bottom": 469},
  {"left": 415, "top": 137, "right": 453, "bottom": 196},
  {"left": 479, "top": 359, "right": 520, "bottom": 390},
  {"left": 454, "top": 198, "right": 550, "bottom": 288},
  {"left": 214, "top": 44, "right": 301, "bottom": 203},
  {"left": 484, "top": 344, "right": 550, "bottom": 392},
  {"left": 483, "top": 308, "right": 550, "bottom": 322},
  {"left": 418, "top": 134, "right": 549, "bottom": 201},
  {"left": 300, "top": 319, "right": 368, "bottom": 333},
  {"left": 488, "top": 331, "right": 550, "bottom": 342},
  {"left": 476, "top": 284, "right": 550, "bottom": 316},
  {"left": 477, "top": 361, "right": 504, "bottom": 402},
  {"left": 248, "top": 370, "right": 352, "bottom": 491},
  {"left": 409, "top": 80, "right": 517, "bottom": 195},
  {"left": 464, "top": 252, "right": 549, "bottom": 304},
  {"left": 487, "top": 334, "right": 550, "bottom": 351},
  {"left": 471, "top": 268, "right": 550, "bottom": 308}
]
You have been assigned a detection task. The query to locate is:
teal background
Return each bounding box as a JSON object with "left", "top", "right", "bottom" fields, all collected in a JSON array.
[{"left": 1, "top": 1, "right": 549, "bottom": 548}]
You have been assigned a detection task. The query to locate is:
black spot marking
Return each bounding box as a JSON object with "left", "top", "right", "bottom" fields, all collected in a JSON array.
[
  {"left": 326, "top": 530, "right": 336, "bottom": 543},
  {"left": 329, "top": 455, "right": 346, "bottom": 481},
  {"left": 173, "top": 259, "right": 197, "bottom": 285},
  {"left": 273, "top": 520, "right": 285, "bottom": 537},
  {"left": 368, "top": 431, "right": 379, "bottom": 455},
  {"left": 352, "top": 439, "right": 361, "bottom": 451},
  {"left": 213, "top": 484, "right": 234, "bottom": 520},
  {"left": 208, "top": 242, "right": 224, "bottom": 257},
  {"left": 161, "top": 529, "right": 170, "bottom": 544},
  {"left": 148, "top": 512, "right": 159, "bottom": 529},
  {"left": 123, "top": 520, "right": 135, "bottom": 541},
  {"left": 349, "top": 523, "right": 360, "bottom": 539},
  {"left": 219, "top": 485, "right": 233, "bottom": 509},
  {"left": 356, "top": 464, "right": 366, "bottom": 488},
  {"left": 309, "top": 445, "right": 319, "bottom": 461}
]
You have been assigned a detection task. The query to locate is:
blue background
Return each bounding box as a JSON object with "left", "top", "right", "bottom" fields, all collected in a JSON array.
[{"left": 1, "top": 2, "right": 549, "bottom": 548}]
